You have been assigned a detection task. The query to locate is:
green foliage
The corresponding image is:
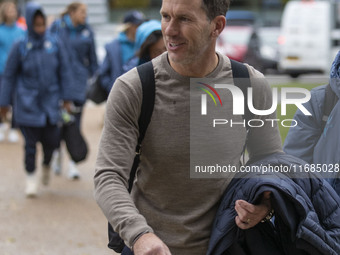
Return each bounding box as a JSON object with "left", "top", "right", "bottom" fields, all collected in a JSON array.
[
  {"left": 112, "top": 0, "right": 150, "bottom": 8},
  {"left": 274, "top": 81, "right": 322, "bottom": 144}
]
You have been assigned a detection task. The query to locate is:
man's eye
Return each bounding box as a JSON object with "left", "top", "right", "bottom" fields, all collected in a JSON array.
[
  {"left": 180, "top": 17, "right": 191, "bottom": 22},
  {"left": 162, "top": 14, "right": 170, "bottom": 20}
]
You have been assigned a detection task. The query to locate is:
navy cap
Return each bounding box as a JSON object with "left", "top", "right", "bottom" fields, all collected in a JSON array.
[{"left": 123, "top": 10, "right": 145, "bottom": 25}]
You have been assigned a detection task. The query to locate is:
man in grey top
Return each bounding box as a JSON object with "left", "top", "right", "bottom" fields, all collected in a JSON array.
[{"left": 94, "top": 0, "right": 282, "bottom": 254}]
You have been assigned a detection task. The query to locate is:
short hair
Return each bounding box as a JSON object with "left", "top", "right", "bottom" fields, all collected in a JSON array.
[{"left": 201, "top": 0, "right": 230, "bottom": 21}]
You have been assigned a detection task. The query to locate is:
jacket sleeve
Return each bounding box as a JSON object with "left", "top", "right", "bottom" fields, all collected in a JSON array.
[
  {"left": 94, "top": 70, "right": 153, "bottom": 248},
  {"left": 0, "top": 42, "right": 21, "bottom": 106},
  {"left": 283, "top": 86, "right": 324, "bottom": 163},
  {"left": 48, "top": 20, "right": 60, "bottom": 36},
  {"left": 245, "top": 66, "right": 283, "bottom": 160},
  {"left": 57, "top": 39, "right": 76, "bottom": 101},
  {"left": 88, "top": 28, "right": 98, "bottom": 77},
  {"left": 98, "top": 45, "right": 114, "bottom": 93}
]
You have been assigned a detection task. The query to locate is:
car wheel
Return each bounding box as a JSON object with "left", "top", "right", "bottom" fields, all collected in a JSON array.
[{"left": 289, "top": 73, "right": 300, "bottom": 78}]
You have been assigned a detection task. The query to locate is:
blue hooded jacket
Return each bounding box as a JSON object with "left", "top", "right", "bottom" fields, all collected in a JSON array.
[
  {"left": 0, "top": 2, "right": 74, "bottom": 127},
  {"left": 0, "top": 22, "right": 25, "bottom": 75},
  {"left": 49, "top": 12, "right": 98, "bottom": 104},
  {"left": 284, "top": 51, "right": 340, "bottom": 195},
  {"left": 99, "top": 20, "right": 162, "bottom": 93}
]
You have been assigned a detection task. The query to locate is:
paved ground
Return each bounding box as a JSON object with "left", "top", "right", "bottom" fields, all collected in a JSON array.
[{"left": 0, "top": 103, "right": 118, "bottom": 255}]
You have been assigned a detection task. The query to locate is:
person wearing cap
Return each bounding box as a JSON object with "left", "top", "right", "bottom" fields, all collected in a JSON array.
[
  {"left": 98, "top": 10, "right": 145, "bottom": 94},
  {"left": 123, "top": 19, "right": 166, "bottom": 72}
]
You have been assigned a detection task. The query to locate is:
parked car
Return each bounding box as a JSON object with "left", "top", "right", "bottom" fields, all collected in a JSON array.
[
  {"left": 216, "top": 25, "right": 264, "bottom": 72},
  {"left": 258, "top": 26, "right": 281, "bottom": 73},
  {"left": 225, "top": 10, "right": 256, "bottom": 26},
  {"left": 279, "top": 0, "right": 340, "bottom": 78}
]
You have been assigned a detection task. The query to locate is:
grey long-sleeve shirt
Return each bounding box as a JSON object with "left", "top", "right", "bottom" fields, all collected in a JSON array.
[{"left": 94, "top": 52, "right": 282, "bottom": 254}]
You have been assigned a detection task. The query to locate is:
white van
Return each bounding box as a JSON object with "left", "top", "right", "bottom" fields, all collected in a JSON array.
[{"left": 279, "top": 0, "right": 340, "bottom": 78}]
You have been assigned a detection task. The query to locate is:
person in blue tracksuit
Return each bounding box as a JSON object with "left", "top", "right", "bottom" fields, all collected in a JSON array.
[
  {"left": 0, "top": 2, "right": 74, "bottom": 197},
  {"left": 0, "top": 2, "right": 26, "bottom": 142},
  {"left": 122, "top": 19, "right": 166, "bottom": 72},
  {"left": 284, "top": 51, "right": 340, "bottom": 196},
  {"left": 99, "top": 10, "right": 145, "bottom": 94},
  {"left": 49, "top": 2, "right": 98, "bottom": 179}
]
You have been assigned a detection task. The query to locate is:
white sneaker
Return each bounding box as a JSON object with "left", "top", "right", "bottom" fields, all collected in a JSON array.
[
  {"left": 25, "top": 173, "right": 38, "bottom": 198},
  {"left": 51, "top": 150, "right": 62, "bottom": 175},
  {"left": 41, "top": 164, "right": 51, "bottom": 186},
  {"left": 7, "top": 129, "right": 19, "bottom": 143},
  {"left": 67, "top": 161, "right": 80, "bottom": 180}
]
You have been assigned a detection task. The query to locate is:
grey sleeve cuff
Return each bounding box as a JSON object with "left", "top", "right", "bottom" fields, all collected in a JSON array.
[
  {"left": 131, "top": 230, "right": 152, "bottom": 249},
  {"left": 122, "top": 220, "right": 154, "bottom": 248}
]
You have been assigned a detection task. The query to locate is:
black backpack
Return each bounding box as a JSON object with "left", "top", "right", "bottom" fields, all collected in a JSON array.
[{"left": 107, "top": 59, "right": 252, "bottom": 252}]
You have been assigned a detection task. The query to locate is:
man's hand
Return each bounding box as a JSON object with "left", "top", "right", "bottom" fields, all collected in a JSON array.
[
  {"left": 133, "top": 232, "right": 172, "bottom": 255},
  {"left": 235, "top": 191, "right": 272, "bottom": 229}
]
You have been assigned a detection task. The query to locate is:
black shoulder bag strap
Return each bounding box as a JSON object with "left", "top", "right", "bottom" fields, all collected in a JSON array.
[
  {"left": 321, "top": 83, "right": 338, "bottom": 131},
  {"left": 108, "top": 61, "right": 155, "bottom": 252},
  {"left": 128, "top": 61, "right": 156, "bottom": 191},
  {"left": 230, "top": 59, "right": 252, "bottom": 164}
]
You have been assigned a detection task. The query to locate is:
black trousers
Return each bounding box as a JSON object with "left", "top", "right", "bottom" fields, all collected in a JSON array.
[{"left": 20, "top": 123, "right": 60, "bottom": 173}]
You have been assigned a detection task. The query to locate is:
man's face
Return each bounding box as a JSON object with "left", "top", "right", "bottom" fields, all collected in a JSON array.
[{"left": 160, "top": 0, "right": 214, "bottom": 66}]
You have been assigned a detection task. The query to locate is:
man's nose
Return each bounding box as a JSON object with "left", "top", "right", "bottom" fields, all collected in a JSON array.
[{"left": 163, "top": 19, "right": 179, "bottom": 37}]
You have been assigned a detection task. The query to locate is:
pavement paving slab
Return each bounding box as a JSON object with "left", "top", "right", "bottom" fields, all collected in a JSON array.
[{"left": 0, "top": 103, "right": 118, "bottom": 255}]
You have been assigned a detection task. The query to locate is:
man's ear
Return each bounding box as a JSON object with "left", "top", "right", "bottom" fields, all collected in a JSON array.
[{"left": 211, "top": 15, "right": 226, "bottom": 38}]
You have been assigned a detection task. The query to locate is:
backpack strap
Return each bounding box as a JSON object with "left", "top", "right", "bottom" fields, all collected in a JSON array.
[
  {"left": 107, "top": 61, "right": 155, "bottom": 252},
  {"left": 229, "top": 59, "right": 252, "bottom": 164},
  {"left": 128, "top": 61, "right": 155, "bottom": 192},
  {"left": 321, "top": 83, "right": 338, "bottom": 131},
  {"left": 230, "top": 59, "right": 252, "bottom": 129}
]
